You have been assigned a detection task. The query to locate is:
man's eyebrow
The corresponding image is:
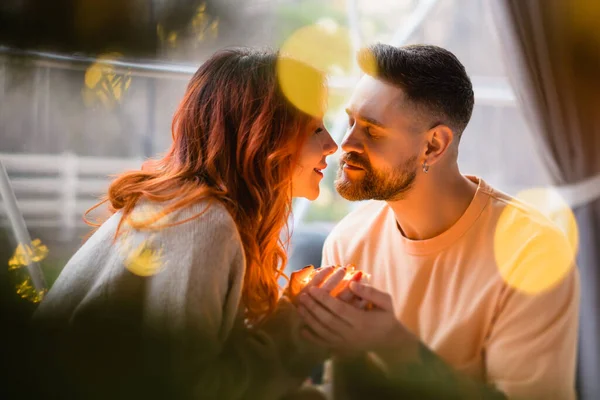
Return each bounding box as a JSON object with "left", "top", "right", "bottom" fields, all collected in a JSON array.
[{"left": 345, "top": 108, "right": 386, "bottom": 129}]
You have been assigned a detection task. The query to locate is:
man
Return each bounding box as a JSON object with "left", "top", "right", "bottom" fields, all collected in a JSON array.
[{"left": 296, "top": 44, "right": 579, "bottom": 399}]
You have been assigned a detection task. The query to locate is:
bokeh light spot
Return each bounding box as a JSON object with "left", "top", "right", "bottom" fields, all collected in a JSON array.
[
  {"left": 119, "top": 230, "right": 165, "bottom": 277},
  {"left": 277, "top": 23, "right": 354, "bottom": 118},
  {"left": 8, "top": 238, "right": 49, "bottom": 270},
  {"left": 125, "top": 241, "right": 164, "bottom": 277},
  {"left": 494, "top": 187, "right": 578, "bottom": 295},
  {"left": 15, "top": 276, "right": 45, "bottom": 303},
  {"left": 83, "top": 53, "right": 132, "bottom": 109},
  {"left": 8, "top": 239, "right": 48, "bottom": 303},
  {"left": 357, "top": 47, "right": 378, "bottom": 77}
]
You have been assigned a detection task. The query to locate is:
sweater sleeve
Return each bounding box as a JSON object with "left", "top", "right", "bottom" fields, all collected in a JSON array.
[{"left": 152, "top": 203, "right": 327, "bottom": 399}]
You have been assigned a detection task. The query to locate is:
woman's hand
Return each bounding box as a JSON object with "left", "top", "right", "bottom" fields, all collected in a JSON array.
[{"left": 286, "top": 265, "right": 349, "bottom": 304}]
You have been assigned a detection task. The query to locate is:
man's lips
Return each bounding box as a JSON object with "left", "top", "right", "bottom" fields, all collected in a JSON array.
[{"left": 342, "top": 161, "right": 365, "bottom": 170}]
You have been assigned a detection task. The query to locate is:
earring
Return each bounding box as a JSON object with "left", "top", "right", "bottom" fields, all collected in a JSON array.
[{"left": 422, "top": 161, "right": 429, "bottom": 173}]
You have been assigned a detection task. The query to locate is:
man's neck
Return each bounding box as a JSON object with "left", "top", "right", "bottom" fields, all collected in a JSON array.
[{"left": 387, "top": 168, "right": 478, "bottom": 241}]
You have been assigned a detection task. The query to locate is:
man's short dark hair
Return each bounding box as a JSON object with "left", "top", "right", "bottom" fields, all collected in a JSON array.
[{"left": 358, "top": 43, "right": 474, "bottom": 138}]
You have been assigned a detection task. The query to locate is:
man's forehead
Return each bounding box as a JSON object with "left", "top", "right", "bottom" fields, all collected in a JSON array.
[{"left": 347, "top": 76, "right": 405, "bottom": 117}]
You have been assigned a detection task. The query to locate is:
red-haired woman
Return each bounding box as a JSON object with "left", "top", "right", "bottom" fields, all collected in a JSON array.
[{"left": 33, "top": 48, "right": 341, "bottom": 400}]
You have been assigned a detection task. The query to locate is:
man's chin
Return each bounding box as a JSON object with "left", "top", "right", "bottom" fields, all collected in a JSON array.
[{"left": 335, "top": 182, "right": 370, "bottom": 201}]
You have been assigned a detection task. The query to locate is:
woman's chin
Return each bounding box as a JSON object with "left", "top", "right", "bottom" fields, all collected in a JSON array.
[
  {"left": 291, "top": 182, "right": 321, "bottom": 201},
  {"left": 293, "top": 189, "right": 319, "bottom": 201}
]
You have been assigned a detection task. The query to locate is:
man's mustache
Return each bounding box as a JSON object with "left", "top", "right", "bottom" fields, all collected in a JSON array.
[{"left": 340, "top": 152, "right": 370, "bottom": 170}]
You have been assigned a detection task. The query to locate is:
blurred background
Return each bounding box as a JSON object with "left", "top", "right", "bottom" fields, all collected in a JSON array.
[
  {"left": 0, "top": 0, "right": 598, "bottom": 398},
  {"left": 0, "top": 0, "right": 550, "bottom": 284}
]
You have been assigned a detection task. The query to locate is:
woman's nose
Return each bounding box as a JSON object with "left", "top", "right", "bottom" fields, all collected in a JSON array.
[{"left": 323, "top": 130, "right": 339, "bottom": 156}]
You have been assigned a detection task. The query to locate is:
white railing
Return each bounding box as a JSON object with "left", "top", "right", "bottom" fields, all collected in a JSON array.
[{"left": 0, "top": 152, "right": 142, "bottom": 240}]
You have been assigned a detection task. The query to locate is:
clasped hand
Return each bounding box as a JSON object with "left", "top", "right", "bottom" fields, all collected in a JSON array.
[{"left": 287, "top": 266, "right": 408, "bottom": 356}]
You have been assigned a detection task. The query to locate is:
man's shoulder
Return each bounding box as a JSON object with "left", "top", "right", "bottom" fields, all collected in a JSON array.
[
  {"left": 325, "top": 200, "right": 389, "bottom": 245},
  {"left": 485, "top": 186, "right": 568, "bottom": 241},
  {"left": 483, "top": 185, "right": 577, "bottom": 291}
]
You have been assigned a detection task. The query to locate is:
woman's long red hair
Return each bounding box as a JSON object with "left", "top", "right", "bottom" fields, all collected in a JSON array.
[{"left": 86, "top": 48, "right": 325, "bottom": 321}]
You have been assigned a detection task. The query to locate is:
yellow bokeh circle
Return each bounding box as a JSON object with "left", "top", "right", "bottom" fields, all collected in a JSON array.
[
  {"left": 277, "top": 21, "right": 355, "bottom": 117},
  {"left": 494, "top": 187, "right": 579, "bottom": 295},
  {"left": 124, "top": 239, "right": 164, "bottom": 277}
]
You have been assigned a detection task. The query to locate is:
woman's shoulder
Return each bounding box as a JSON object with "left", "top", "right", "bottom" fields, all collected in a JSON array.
[
  {"left": 179, "top": 199, "right": 238, "bottom": 238},
  {"left": 132, "top": 197, "right": 239, "bottom": 239},
  {"left": 186, "top": 198, "right": 236, "bottom": 227},
  {"left": 86, "top": 197, "right": 246, "bottom": 278},
  {"left": 102, "top": 198, "right": 245, "bottom": 282}
]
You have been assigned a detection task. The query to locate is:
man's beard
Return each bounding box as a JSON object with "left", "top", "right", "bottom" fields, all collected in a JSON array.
[{"left": 335, "top": 152, "right": 418, "bottom": 201}]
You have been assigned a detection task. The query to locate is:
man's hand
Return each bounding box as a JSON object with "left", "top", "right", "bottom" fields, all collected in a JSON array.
[
  {"left": 299, "top": 282, "right": 508, "bottom": 399},
  {"left": 297, "top": 282, "right": 408, "bottom": 355}
]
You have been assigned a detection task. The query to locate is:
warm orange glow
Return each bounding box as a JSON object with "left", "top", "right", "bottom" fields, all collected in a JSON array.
[{"left": 300, "top": 263, "right": 369, "bottom": 289}]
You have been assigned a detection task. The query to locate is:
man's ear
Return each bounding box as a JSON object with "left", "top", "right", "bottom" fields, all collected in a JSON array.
[{"left": 424, "top": 124, "right": 454, "bottom": 166}]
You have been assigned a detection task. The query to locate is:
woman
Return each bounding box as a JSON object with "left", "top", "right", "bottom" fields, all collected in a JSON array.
[{"left": 32, "top": 48, "right": 342, "bottom": 400}]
